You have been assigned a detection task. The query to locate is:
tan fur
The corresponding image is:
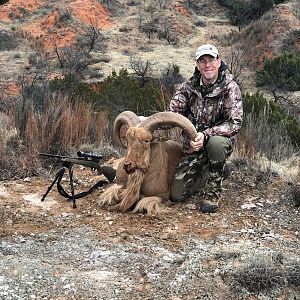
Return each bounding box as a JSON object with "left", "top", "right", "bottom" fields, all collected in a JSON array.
[
  {"left": 114, "top": 169, "right": 144, "bottom": 212},
  {"left": 132, "top": 197, "right": 163, "bottom": 215},
  {"left": 124, "top": 128, "right": 152, "bottom": 172},
  {"left": 99, "top": 128, "right": 183, "bottom": 214},
  {"left": 97, "top": 185, "right": 122, "bottom": 207}
]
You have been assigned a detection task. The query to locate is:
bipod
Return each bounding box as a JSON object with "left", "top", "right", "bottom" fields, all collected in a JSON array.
[
  {"left": 41, "top": 162, "right": 77, "bottom": 208},
  {"left": 41, "top": 162, "right": 109, "bottom": 208}
]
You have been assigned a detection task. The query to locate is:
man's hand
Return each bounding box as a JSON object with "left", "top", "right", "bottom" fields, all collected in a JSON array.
[{"left": 190, "top": 132, "right": 205, "bottom": 152}]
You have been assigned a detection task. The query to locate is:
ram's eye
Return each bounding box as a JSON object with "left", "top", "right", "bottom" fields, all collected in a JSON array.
[{"left": 144, "top": 139, "right": 151, "bottom": 143}]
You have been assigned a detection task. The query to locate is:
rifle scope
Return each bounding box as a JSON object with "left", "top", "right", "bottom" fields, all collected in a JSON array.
[{"left": 77, "top": 151, "right": 103, "bottom": 160}]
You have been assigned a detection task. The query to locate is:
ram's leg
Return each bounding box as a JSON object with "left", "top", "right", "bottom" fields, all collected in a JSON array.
[
  {"left": 97, "top": 185, "right": 123, "bottom": 208},
  {"left": 109, "top": 170, "right": 144, "bottom": 212},
  {"left": 108, "top": 188, "right": 139, "bottom": 212},
  {"left": 132, "top": 197, "right": 164, "bottom": 215}
]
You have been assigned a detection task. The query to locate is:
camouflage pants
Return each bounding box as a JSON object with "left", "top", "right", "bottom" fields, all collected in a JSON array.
[{"left": 170, "top": 136, "right": 233, "bottom": 202}]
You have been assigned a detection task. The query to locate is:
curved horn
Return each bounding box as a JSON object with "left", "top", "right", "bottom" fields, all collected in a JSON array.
[
  {"left": 113, "top": 111, "right": 141, "bottom": 148},
  {"left": 137, "top": 112, "right": 198, "bottom": 140}
]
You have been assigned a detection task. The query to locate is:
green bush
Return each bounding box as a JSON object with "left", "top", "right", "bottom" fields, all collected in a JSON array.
[
  {"left": 256, "top": 52, "right": 300, "bottom": 92},
  {"left": 218, "top": 0, "right": 275, "bottom": 28},
  {"left": 95, "top": 69, "right": 166, "bottom": 119},
  {"left": 243, "top": 92, "right": 300, "bottom": 149},
  {"left": 281, "top": 30, "right": 300, "bottom": 53},
  {"left": 0, "top": 31, "right": 18, "bottom": 51},
  {"left": 49, "top": 75, "right": 98, "bottom": 104},
  {"left": 0, "top": 0, "right": 9, "bottom": 5}
]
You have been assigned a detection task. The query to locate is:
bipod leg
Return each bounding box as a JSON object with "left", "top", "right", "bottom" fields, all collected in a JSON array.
[
  {"left": 67, "top": 164, "right": 76, "bottom": 208},
  {"left": 41, "top": 168, "right": 65, "bottom": 202}
]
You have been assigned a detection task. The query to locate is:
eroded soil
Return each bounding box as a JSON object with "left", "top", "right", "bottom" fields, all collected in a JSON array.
[{"left": 0, "top": 163, "right": 299, "bottom": 299}]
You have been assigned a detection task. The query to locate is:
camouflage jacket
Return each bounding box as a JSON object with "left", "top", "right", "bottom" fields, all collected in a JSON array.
[{"left": 168, "top": 65, "right": 243, "bottom": 150}]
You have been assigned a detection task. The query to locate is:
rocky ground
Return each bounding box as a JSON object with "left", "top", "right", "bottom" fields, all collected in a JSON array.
[{"left": 0, "top": 161, "right": 299, "bottom": 300}]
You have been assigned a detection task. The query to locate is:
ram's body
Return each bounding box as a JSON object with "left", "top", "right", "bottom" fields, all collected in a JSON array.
[
  {"left": 116, "top": 139, "right": 183, "bottom": 200},
  {"left": 98, "top": 111, "right": 197, "bottom": 214}
]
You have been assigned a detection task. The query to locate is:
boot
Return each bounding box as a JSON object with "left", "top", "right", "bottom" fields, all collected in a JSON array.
[{"left": 199, "top": 161, "right": 228, "bottom": 213}]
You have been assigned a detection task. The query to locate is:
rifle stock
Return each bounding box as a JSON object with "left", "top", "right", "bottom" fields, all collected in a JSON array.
[{"left": 61, "top": 158, "right": 116, "bottom": 182}]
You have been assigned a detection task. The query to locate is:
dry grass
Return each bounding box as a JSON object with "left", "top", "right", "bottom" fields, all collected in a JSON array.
[
  {"left": 0, "top": 95, "right": 109, "bottom": 179},
  {"left": 23, "top": 96, "right": 108, "bottom": 154},
  {"left": 231, "top": 255, "right": 300, "bottom": 294}
]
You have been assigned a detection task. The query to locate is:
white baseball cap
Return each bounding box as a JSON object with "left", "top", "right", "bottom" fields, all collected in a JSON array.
[{"left": 195, "top": 44, "right": 219, "bottom": 60}]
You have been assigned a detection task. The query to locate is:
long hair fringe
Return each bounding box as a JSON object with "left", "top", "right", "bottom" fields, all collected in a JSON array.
[{"left": 118, "top": 169, "right": 145, "bottom": 211}]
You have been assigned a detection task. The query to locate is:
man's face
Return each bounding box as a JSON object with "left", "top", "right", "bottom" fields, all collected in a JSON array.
[{"left": 196, "top": 54, "right": 221, "bottom": 82}]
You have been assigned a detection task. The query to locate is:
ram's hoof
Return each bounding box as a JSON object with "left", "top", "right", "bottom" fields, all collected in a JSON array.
[{"left": 107, "top": 204, "right": 121, "bottom": 212}]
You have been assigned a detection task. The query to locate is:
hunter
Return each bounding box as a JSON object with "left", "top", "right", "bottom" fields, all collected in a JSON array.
[{"left": 169, "top": 44, "right": 243, "bottom": 213}]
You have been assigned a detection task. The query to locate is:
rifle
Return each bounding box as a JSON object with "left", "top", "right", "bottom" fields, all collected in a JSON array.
[{"left": 39, "top": 151, "right": 116, "bottom": 208}]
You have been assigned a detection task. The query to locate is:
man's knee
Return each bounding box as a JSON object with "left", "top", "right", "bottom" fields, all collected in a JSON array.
[
  {"left": 170, "top": 178, "right": 190, "bottom": 202},
  {"left": 206, "top": 136, "right": 232, "bottom": 162}
]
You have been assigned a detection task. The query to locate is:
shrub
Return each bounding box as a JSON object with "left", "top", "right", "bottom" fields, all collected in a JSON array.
[
  {"left": 0, "top": 0, "right": 9, "bottom": 5},
  {"left": 274, "top": 0, "right": 288, "bottom": 4},
  {"left": 126, "top": 0, "right": 138, "bottom": 6},
  {"left": 100, "top": 0, "right": 125, "bottom": 17},
  {"left": 235, "top": 92, "right": 300, "bottom": 162},
  {"left": 257, "top": 51, "right": 300, "bottom": 92},
  {"left": 219, "top": 0, "right": 275, "bottom": 29},
  {"left": 95, "top": 69, "right": 166, "bottom": 119},
  {"left": 160, "top": 64, "right": 184, "bottom": 96},
  {"left": 195, "top": 20, "right": 206, "bottom": 27},
  {"left": 244, "top": 92, "right": 300, "bottom": 147},
  {"left": 0, "top": 31, "right": 18, "bottom": 51},
  {"left": 281, "top": 30, "right": 300, "bottom": 53},
  {"left": 231, "top": 256, "right": 300, "bottom": 294},
  {"left": 233, "top": 259, "right": 284, "bottom": 293},
  {"left": 57, "top": 9, "right": 72, "bottom": 24},
  {"left": 49, "top": 75, "right": 98, "bottom": 104},
  {"left": 285, "top": 263, "right": 300, "bottom": 286},
  {"left": 289, "top": 165, "right": 300, "bottom": 207}
]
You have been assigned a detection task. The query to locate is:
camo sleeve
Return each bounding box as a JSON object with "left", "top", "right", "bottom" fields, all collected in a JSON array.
[
  {"left": 204, "top": 81, "right": 243, "bottom": 138},
  {"left": 168, "top": 83, "right": 190, "bottom": 116}
]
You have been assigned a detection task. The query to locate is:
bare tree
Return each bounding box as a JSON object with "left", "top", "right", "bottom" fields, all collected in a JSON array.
[
  {"left": 129, "top": 56, "right": 155, "bottom": 86},
  {"left": 78, "top": 22, "right": 106, "bottom": 53},
  {"left": 138, "top": 10, "right": 159, "bottom": 39},
  {"left": 225, "top": 47, "right": 247, "bottom": 85},
  {"left": 157, "top": 20, "right": 179, "bottom": 45},
  {"left": 54, "top": 44, "right": 89, "bottom": 78}
]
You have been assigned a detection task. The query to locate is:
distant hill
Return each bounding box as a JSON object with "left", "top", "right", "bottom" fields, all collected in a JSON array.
[{"left": 0, "top": 0, "right": 299, "bottom": 95}]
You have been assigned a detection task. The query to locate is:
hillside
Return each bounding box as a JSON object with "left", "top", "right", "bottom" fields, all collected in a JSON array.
[
  {"left": 0, "top": 1, "right": 299, "bottom": 81},
  {"left": 0, "top": 0, "right": 299, "bottom": 299}
]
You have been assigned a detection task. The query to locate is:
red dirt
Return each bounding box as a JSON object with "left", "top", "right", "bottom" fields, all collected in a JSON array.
[
  {"left": 254, "top": 4, "right": 300, "bottom": 66},
  {"left": 173, "top": 1, "right": 191, "bottom": 17},
  {"left": 0, "top": 0, "right": 41, "bottom": 23},
  {"left": 1, "top": 0, "right": 112, "bottom": 49}
]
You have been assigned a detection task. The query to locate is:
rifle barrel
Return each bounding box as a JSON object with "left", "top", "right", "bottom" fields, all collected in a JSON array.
[
  {"left": 39, "top": 153, "right": 88, "bottom": 162},
  {"left": 39, "top": 153, "right": 71, "bottom": 159}
]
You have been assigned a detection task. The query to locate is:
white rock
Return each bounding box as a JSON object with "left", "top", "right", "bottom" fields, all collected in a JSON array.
[{"left": 241, "top": 203, "right": 257, "bottom": 210}]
